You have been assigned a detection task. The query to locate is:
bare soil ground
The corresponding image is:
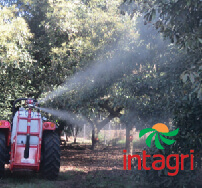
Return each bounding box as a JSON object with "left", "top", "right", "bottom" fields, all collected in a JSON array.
[
  {"left": 0, "top": 145, "right": 145, "bottom": 188},
  {"left": 0, "top": 144, "right": 201, "bottom": 188}
]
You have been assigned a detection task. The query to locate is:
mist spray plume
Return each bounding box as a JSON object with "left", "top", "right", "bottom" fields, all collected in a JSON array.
[
  {"left": 38, "top": 16, "right": 173, "bottom": 134},
  {"left": 38, "top": 14, "right": 164, "bottom": 104},
  {"left": 39, "top": 107, "right": 89, "bottom": 127},
  {"left": 38, "top": 50, "right": 133, "bottom": 104}
]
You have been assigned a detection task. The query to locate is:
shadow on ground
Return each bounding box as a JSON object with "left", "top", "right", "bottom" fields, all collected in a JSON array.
[{"left": 0, "top": 145, "right": 201, "bottom": 188}]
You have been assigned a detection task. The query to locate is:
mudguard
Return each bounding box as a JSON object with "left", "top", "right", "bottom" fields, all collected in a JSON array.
[{"left": 0, "top": 120, "right": 11, "bottom": 146}]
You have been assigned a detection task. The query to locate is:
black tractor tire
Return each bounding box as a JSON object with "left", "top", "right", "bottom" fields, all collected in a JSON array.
[
  {"left": 0, "top": 132, "right": 6, "bottom": 178},
  {"left": 40, "top": 131, "right": 60, "bottom": 180}
]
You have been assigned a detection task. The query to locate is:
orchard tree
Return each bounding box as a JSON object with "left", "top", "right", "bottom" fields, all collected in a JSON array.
[
  {"left": 122, "top": 0, "right": 202, "bottom": 186},
  {"left": 0, "top": 5, "right": 35, "bottom": 119}
]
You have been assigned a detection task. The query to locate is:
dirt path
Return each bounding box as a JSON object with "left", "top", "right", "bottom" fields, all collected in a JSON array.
[
  {"left": 60, "top": 145, "right": 124, "bottom": 172},
  {"left": 58, "top": 145, "right": 137, "bottom": 188},
  {"left": 0, "top": 145, "right": 201, "bottom": 188},
  {"left": 0, "top": 145, "right": 139, "bottom": 188}
]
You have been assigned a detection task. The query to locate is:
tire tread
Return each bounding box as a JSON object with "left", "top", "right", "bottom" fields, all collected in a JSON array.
[
  {"left": 41, "top": 131, "right": 60, "bottom": 180},
  {"left": 0, "top": 132, "right": 6, "bottom": 178}
]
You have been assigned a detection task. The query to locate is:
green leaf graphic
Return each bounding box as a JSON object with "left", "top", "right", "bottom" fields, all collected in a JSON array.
[
  {"left": 161, "top": 128, "right": 179, "bottom": 136},
  {"left": 159, "top": 134, "right": 176, "bottom": 145},
  {"left": 155, "top": 134, "right": 164, "bottom": 149},
  {"left": 139, "top": 128, "right": 155, "bottom": 138},
  {"left": 145, "top": 131, "right": 157, "bottom": 147}
]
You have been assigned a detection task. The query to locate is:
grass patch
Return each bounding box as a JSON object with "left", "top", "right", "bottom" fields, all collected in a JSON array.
[
  {"left": 116, "top": 138, "right": 147, "bottom": 149},
  {"left": 117, "top": 139, "right": 125, "bottom": 145}
]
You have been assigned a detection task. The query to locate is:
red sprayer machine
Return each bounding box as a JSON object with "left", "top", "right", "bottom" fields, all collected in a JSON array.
[{"left": 0, "top": 98, "right": 60, "bottom": 179}]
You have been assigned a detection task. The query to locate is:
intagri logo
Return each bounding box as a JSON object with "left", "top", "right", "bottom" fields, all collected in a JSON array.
[
  {"left": 123, "top": 123, "right": 194, "bottom": 176},
  {"left": 140, "top": 123, "right": 179, "bottom": 150}
]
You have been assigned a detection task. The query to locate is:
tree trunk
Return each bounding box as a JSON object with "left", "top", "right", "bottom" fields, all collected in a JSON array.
[
  {"left": 129, "top": 131, "right": 133, "bottom": 155},
  {"left": 73, "top": 127, "right": 76, "bottom": 144},
  {"left": 92, "top": 126, "right": 98, "bottom": 150},
  {"left": 126, "top": 126, "right": 130, "bottom": 150},
  {"left": 125, "top": 125, "right": 133, "bottom": 154}
]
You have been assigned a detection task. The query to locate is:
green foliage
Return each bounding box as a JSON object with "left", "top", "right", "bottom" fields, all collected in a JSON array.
[
  {"left": 134, "top": 0, "right": 202, "bottom": 100},
  {"left": 121, "top": 0, "right": 202, "bottom": 186},
  {"left": 0, "top": 1, "right": 200, "bottom": 186},
  {"left": 0, "top": 5, "right": 36, "bottom": 119}
]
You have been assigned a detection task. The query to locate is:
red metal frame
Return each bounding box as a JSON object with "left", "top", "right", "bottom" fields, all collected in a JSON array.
[
  {"left": 10, "top": 109, "right": 42, "bottom": 172},
  {"left": 1, "top": 103, "right": 56, "bottom": 172}
]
